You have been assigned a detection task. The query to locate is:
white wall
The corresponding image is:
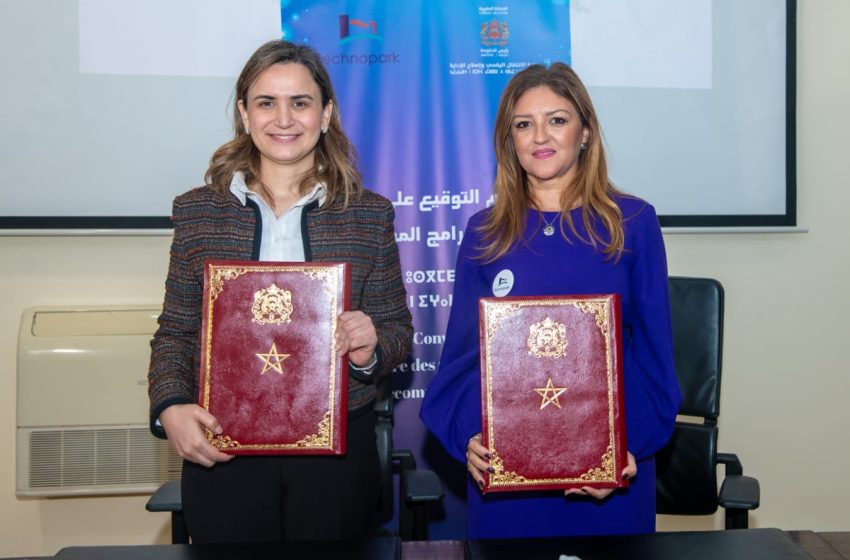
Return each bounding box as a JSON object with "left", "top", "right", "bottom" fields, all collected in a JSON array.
[
  {"left": 0, "top": 235, "right": 172, "bottom": 554},
  {"left": 659, "top": 0, "right": 850, "bottom": 531},
  {"left": 1, "top": 1, "right": 848, "bottom": 555}
]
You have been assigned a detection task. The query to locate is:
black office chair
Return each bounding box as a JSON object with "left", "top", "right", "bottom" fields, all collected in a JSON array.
[
  {"left": 372, "top": 376, "right": 444, "bottom": 541},
  {"left": 656, "top": 276, "right": 760, "bottom": 529},
  {"left": 147, "top": 378, "right": 443, "bottom": 543}
]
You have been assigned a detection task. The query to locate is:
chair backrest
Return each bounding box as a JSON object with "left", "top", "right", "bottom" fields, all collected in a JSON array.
[
  {"left": 656, "top": 276, "right": 725, "bottom": 515},
  {"left": 372, "top": 375, "right": 395, "bottom": 531},
  {"left": 668, "top": 276, "right": 724, "bottom": 419}
]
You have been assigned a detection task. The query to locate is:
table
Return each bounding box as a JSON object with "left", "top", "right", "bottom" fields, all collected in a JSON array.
[
  {"left": 788, "top": 531, "right": 850, "bottom": 560},
  {"left": 33, "top": 529, "right": 850, "bottom": 560},
  {"left": 54, "top": 537, "right": 400, "bottom": 560},
  {"left": 466, "top": 528, "right": 815, "bottom": 560}
]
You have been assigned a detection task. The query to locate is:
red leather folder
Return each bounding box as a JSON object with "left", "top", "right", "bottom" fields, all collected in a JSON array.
[
  {"left": 479, "top": 294, "right": 627, "bottom": 491},
  {"left": 198, "top": 260, "right": 349, "bottom": 455}
]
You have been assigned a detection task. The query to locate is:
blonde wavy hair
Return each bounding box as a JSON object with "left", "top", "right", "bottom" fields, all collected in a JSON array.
[
  {"left": 479, "top": 63, "right": 625, "bottom": 262},
  {"left": 205, "top": 40, "right": 362, "bottom": 209}
]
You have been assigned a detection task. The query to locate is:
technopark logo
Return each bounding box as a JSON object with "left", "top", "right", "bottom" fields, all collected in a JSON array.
[
  {"left": 325, "top": 13, "right": 398, "bottom": 66},
  {"left": 338, "top": 14, "right": 382, "bottom": 44}
]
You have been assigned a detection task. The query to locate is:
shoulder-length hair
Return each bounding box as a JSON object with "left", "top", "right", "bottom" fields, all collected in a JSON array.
[
  {"left": 479, "top": 62, "right": 625, "bottom": 262},
  {"left": 205, "top": 40, "right": 362, "bottom": 209}
]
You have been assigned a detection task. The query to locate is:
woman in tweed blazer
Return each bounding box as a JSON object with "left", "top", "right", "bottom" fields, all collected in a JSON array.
[{"left": 147, "top": 40, "right": 412, "bottom": 543}]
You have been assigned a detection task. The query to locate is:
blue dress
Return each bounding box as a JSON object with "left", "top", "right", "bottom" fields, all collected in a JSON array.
[{"left": 420, "top": 196, "right": 682, "bottom": 538}]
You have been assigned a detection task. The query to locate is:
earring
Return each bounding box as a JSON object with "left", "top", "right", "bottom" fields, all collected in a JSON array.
[
  {"left": 245, "top": 127, "right": 251, "bottom": 135},
  {"left": 321, "top": 126, "right": 328, "bottom": 134},
  {"left": 580, "top": 142, "right": 587, "bottom": 151}
]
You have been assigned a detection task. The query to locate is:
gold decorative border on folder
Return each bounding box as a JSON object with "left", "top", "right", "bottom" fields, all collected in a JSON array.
[
  {"left": 202, "top": 263, "right": 342, "bottom": 452},
  {"left": 482, "top": 297, "right": 619, "bottom": 488}
]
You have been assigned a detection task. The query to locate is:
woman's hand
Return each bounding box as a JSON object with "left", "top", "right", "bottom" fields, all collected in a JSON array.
[
  {"left": 565, "top": 451, "right": 636, "bottom": 500},
  {"left": 159, "top": 403, "right": 234, "bottom": 468},
  {"left": 466, "top": 433, "right": 492, "bottom": 491},
  {"left": 336, "top": 310, "right": 378, "bottom": 368}
]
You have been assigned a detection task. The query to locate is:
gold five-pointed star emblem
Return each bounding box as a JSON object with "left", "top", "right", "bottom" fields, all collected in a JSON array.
[
  {"left": 255, "top": 342, "right": 290, "bottom": 375},
  {"left": 534, "top": 378, "right": 568, "bottom": 409}
]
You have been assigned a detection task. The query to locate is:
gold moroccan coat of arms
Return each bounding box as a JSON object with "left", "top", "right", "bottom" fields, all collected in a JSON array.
[
  {"left": 527, "top": 316, "right": 568, "bottom": 358},
  {"left": 251, "top": 284, "right": 293, "bottom": 325}
]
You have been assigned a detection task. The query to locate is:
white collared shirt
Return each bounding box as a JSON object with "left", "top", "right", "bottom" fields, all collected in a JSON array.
[
  {"left": 227, "top": 172, "right": 376, "bottom": 378},
  {"left": 229, "top": 171, "right": 326, "bottom": 262}
]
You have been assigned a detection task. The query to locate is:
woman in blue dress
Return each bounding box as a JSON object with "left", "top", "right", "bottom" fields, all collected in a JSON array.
[{"left": 420, "top": 63, "right": 682, "bottom": 538}]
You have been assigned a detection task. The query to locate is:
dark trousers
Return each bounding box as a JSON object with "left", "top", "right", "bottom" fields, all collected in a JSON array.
[{"left": 181, "top": 408, "right": 381, "bottom": 543}]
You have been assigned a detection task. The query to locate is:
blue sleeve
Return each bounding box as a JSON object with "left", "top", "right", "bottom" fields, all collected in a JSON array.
[
  {"left": 420, "top": 216, "right": 489, "bottom": 463},
  {"left": 623, "top": 203, "right": 683, "bottom": 461}
]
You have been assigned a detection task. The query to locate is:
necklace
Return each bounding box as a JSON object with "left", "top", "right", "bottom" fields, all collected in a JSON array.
[{"left": 541, "top": 212, "right": 559, "bottom": 236}]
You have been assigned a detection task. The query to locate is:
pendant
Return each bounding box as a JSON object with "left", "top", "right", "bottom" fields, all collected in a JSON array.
[{"left": 543, "top": 224, "right": 555, "bottom": 236}]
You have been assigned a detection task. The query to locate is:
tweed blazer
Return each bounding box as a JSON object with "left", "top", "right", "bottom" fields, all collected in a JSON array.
[{"left": 148, "top": 185, "right": 412, "bottom": 438}]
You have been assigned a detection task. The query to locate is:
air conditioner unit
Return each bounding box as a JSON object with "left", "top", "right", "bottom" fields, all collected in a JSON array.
[{"left": 16, "top": 305, "right": 181, "bottom": 497}]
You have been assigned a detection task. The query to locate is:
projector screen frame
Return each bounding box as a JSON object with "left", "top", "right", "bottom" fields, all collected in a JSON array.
[{"left": 0, "top": 0, "right": 797, "bottom": 231}]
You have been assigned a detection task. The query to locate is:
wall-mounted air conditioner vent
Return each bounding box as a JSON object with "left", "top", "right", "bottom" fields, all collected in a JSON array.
[{"left": 16, "top": 306, "right": 181, "bottom": 496}]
